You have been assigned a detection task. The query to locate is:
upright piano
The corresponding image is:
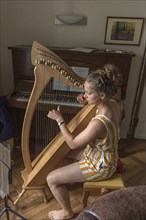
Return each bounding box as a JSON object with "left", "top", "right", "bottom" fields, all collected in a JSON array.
[{"left": 7, "top": 45, "right": 135, "bottom": 146}]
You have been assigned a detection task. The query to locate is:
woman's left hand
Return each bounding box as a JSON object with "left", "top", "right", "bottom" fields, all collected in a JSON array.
[
  {"left": 77, "top": 93, "right": 88, "bottom": 105},
  {"left": 47, "top": 106, "right": 64, "bottom": 123}
]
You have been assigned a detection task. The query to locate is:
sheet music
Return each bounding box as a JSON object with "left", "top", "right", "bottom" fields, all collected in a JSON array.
[
  {"left": 70, "top": 66, "right": 89, "bottom": 92},
  {"left": 0, "top": 143, "right": 11, "bottom": 198},
  {"left": 0, "top": 143, "right": 11, "bottom": 168},
  {"left": 69, "top": 48, "right": 95, "bottom": 53},
  {"left": 0, "top": 161, "right": 9, "bottom": 198},
  {"left": 52, "top": 66, "right": 89, "bottom": 92}
]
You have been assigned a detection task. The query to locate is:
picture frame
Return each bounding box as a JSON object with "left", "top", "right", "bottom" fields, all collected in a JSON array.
[{"left": 104, "top": 17, "right": 144, "bottom": 46}]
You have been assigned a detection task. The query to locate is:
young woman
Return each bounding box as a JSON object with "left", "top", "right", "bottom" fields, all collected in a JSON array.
[{"left": 47, "top": 64, "right": 124, "bottom": 220}]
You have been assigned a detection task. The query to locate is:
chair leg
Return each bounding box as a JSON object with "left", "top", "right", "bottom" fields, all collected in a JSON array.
[
  {"left": 42, "top": 188, "right": 50, "bottom": 203},
  {"left": 101, "top": 187, "right": 109, "bottom": 195},
  {"left": 82, "top": 191, "right": 90, "bottom": 208}
]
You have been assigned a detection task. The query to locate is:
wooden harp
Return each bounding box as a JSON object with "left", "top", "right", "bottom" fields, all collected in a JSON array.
[{"left": 14, "top": 41, "right": 96, "bottom": 204}]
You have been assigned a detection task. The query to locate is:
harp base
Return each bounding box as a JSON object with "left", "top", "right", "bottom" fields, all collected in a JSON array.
[
  {"left": 13, "top": 168, "right": 51, "bottom": 205},
  {"left": 14, "top": 184, "right": 51, "bottom": 205}
]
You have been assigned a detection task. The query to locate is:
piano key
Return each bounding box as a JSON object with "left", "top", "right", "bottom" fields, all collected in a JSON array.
[{"left": 17, "top": 95, "right": 83, "bottom": 107}]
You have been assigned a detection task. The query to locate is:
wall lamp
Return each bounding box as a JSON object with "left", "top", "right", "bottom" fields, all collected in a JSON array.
[{"left": 55, "top": 15, "right": 87, "bottom": 25}]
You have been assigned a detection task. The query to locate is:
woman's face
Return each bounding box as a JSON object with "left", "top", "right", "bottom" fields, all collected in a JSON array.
[{"left": 84, "top": 81, "right": 103, "bottom": 105}]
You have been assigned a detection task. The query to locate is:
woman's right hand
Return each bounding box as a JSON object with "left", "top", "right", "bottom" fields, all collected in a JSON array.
[
  {"left": 47, "top": 106, "right": 64, "bottom": 123},
  {"left": 77, "top": 93, "right": 88, "bottom": 105}
]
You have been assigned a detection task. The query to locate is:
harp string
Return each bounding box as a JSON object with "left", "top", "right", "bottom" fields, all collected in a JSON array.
[
  {"left": 34, "top": 57, "right": 47, "bottom": 157},
  {"left": 34, "top": 56, "right": 76, "bottom": 159},
  {"left": 27, "top": 41, "right": 85, "bottom": 171},
  {"left": 34, "top": 53, "right": 48, "bottom": 158}
]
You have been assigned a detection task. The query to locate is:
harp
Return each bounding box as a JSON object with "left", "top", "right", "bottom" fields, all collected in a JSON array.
[{"left": 14, "top": 41, "right": 96, "bottom": 204}]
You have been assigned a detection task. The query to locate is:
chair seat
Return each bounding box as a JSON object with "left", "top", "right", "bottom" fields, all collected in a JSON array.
[
  {"left": 82, "top": 173, "right": 125, "bottom": 208},
  {"left": 84, "top": 173, "right": 125, "bottom": 188}
]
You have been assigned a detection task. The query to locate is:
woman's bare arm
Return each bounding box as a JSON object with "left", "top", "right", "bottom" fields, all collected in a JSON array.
[{"left": 47, "top": 106, "right": 106, "bottom": 150}]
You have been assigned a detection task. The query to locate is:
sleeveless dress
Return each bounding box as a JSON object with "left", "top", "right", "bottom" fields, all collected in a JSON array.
[{"left": 79, "top": 114, "right": 119, "bottom": 181}]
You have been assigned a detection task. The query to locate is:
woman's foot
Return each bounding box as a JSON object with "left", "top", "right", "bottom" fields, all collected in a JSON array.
[{"left": 48, "top": 209, "right": 74, "bottom": 220}]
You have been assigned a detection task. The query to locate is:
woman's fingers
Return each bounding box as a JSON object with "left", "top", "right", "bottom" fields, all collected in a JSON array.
[{"left": 57, "top": 105, "right": 60, "bottom": 111}]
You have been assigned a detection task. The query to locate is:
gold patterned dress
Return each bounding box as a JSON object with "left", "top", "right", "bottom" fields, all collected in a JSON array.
[{"left": 79, "top": 114, "right": 119, "bottom": 181}]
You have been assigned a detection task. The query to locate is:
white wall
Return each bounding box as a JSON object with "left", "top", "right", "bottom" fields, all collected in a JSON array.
[{"left": 0, "top": 0, "right": 146, "bottom": 139}]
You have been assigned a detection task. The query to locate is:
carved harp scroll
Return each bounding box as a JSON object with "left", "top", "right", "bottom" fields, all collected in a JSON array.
[{"left": 21, "top": 41, "right": 96, "bottom": 188}]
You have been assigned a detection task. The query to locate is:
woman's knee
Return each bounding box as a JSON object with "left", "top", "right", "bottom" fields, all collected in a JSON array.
[{"left": 46, "top": 171, "right": 57, "bottom": 187}]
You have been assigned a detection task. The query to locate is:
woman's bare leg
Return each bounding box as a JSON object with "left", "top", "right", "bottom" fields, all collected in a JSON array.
[{"left": 46, "top": 162, "right": 86, "bottom": 220}]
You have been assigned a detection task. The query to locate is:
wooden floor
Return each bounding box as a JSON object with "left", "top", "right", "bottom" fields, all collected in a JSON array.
[{"left": 0, "top": 138, "right": 146, "bottom": 220}]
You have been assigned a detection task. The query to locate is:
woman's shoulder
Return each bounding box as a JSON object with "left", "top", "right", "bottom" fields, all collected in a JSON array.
[
  {"left": 115, "top": 99, "right": 125, "bottom": 121},
  {"left": 101, "top": 99, "right": 125, "bottom": 126}
]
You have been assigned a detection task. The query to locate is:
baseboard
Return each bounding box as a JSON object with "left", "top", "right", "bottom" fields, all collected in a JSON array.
[
  {"left": 120, "top": 132, "right": 146, "bottom": 140},
  {"left": 134, "top": 134, "right": 146, "bottom": 139}
]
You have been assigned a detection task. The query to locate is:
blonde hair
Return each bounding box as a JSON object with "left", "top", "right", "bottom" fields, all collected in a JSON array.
[{"left": 86, "top": 64, "right": 120, "bottom": 97}]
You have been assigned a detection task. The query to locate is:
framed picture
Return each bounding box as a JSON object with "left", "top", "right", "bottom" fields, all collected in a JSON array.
[{"left": 104, "top": 17, "right": 144, "bottom": 45}]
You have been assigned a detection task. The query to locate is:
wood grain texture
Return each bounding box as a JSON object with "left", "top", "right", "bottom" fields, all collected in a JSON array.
[{"left": 0, "top": 138, "right": 146, "bottom": 220}]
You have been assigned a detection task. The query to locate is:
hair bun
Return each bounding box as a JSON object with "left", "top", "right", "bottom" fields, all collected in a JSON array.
[
  {"left": 86, "top": 63, "right": 122, "bottom": 97},
  {"left": 103, "top": 64, "right": 119, "bottom": 84}
]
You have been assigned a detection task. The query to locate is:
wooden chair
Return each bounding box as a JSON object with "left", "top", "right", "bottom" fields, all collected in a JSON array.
[{"left": 82, "top": 173, "right": 125, "bottom": 208}]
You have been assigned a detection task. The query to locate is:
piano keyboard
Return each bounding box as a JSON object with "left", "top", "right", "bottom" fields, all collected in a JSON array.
[{"left": 17, "top": 93, "right": 83, "bottom": 107}]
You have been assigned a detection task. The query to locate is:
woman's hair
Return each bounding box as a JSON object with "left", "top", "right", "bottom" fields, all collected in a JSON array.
[{"left": 86, "top": 64, "right": 120, "bottom": 97}]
